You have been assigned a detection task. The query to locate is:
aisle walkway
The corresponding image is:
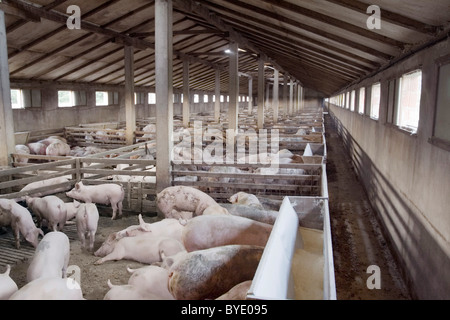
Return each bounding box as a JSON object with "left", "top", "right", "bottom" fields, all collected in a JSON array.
[{"left": 324, "top": 113, "right": 411, "bottom": 300}]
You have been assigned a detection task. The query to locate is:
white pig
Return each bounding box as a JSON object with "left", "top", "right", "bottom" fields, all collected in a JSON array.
[
  {"left": 228, "top": 192, "right": 264, "bottom": 210},
  {"left": 14, "top": 144, "right": 30, "bottom": 164},
  {"left": 64, "top": 200, "right": 81, "bottom": 221},
  {"left": 27, "top": 142, "right": 47, "bottom": 155},
  {"left": 46, "top": 141, "right": 71, "bottom": 157},
  {"left": 94, "top": 216, "right": 184, "bottom": 258},
  {"left": 94, "top": 233, "right": 185, "bottom": 265},
  {"left": 103, "top": 280, "right": 150, "bottom": 300},
  {"left": 0, "top": 199, "right": 43, "bottom": 249},
  {"left": 19, "top": 176, "right": 71, "bottom": 198},
  {"left": 0, "top": 265, "right": 18, "bottom": 300},
  {"left": 66, "top": 181, "right": 124, "bottom": 220},
  {"left": 126, "top": 265, "right": 174, "bottom": 300},
  {"left": 156, "top": 186, "right": 219, "bottom": 220},
  {"left": 9, "top": 277, "right": 83, "bottom": 300},
  {"left": 25, "top": 195, "right": 67, "bottom": 231},
  {"left": 26, "top": 231, "right": 70, "bottom": 282},
  {"left": 76, "top": 203, "right": 99, "bottom": 252}
]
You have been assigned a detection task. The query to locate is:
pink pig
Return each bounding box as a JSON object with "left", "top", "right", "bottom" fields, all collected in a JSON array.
[{"left": 66, "top": 181, "right": 124, "bottom": 220}]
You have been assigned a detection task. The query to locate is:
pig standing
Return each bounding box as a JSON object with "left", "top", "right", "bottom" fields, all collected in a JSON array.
[
  {"left": 26, "top": 231, "right": 70, "bottom": 282},
  {"left": 64, "top": 200, "right": 81, "bottom": 221},
  {"left": 0, "top": 265, "right": 18, "bottom": 300},
  {"left": 25, "top": 195, "right": 67, "bottom": 231},
  {"left": 76, "top": 203, "right": 99, "bottom": 252},
  {"left": 0, "top": 199, "right": 43, "bottom": 249},
  {"left": 9, "top": 277, "right": 83, "bottom": 300},
  {"left": 94, "top": 233, "right": 185, "bottom": 265},
  {"left": 66, "top": 181, "right": 124, "bottom": 220},
  {"left": 156, "top": 186, "right": 220, "bottom": 220}
]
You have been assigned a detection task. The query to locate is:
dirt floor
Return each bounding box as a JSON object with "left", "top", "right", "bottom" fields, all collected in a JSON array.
[
  {"left": 8, "top": 213, "right": 161, "bottom": 300},
  {"left": 324, "top": 113, "right": 411, "bottom": 300}
]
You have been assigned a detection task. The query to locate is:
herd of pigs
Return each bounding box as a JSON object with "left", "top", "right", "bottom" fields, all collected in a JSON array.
[{"left": 0, "top": 182, "right": 279, "bottom": 300}]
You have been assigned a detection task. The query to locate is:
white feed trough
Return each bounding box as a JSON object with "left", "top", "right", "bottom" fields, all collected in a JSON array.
[{"left": 247, "top": 195, "right": 336, "bottom": 300}]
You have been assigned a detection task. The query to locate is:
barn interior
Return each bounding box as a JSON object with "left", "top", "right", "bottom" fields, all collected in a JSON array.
[{"left": 0, "top": 0, "right": 449, "bottom": 300}]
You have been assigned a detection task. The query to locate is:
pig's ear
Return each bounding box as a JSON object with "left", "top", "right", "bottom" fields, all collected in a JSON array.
[
  {"left": 73, "top": 200, "right": 80, "bottom": 207},
  {"left": 75, "top": 182, "right": 81, "bottom": 190}
]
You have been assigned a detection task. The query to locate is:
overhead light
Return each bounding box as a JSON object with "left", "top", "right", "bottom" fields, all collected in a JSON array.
[{"left": 224, "top": 49, "right": 232, "bottom": 54}]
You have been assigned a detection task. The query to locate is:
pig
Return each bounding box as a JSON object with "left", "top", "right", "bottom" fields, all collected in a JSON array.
[
  {"left": 0, "top": 265, "right": 18, "bottom": 300},
  {"left": 0, "top": 200, "right": 13, "bottom": 227},
  {"left": 156, "top": 186, "right": 219, "bottom": 221},
  {"left": 228, "top": 192, "right": 264, "bottom": 210},
  {"left": 182, "top": 215, "right": 273, "bottom": 252},
  {"left": 94, "top": 216, "right": 184, "bottom": 257},
  {"left": 125, "top": 265, "right": 174, "bottom": 300},
  {"left": 64, "top": 200, "right": 81, "bottom": 221},
  {"left": 103, "top": 281, "right": 149, "bottom": 300},
  {"left": 66, "top": 181, "right": 124, "bottom": 220},
  {"left": 45, "top": 141, "right": 71, "bottom": 156},
  {"left": 168, "top": 245, "right": 263, "bottom": 300},
  {"left": 27, "top": 142, "right": 47, "bottom": 155},
  {"left": 216, "top": 280, "right": 252, "bottom": 300},
  {"left": 26, "top": 231, "right": 70, "bottom": 282},
  {"left": 25, "top": 195, "right": 67, "bottom": 232},
  {"left": 14, "top": 144, "right": 30, "bottom": 164},
  {"left": 20, "top": 176, "right": 71, "bottom": 198},
  {"left": 202, "top": 204, "right": 230, "bottom": 216},
  {"left": 9, "top": 277, "right": 83, "bottom": 300},
  {"left": 75, "top": 203, "right": 99, "bottom": 252},
  {"left": 94, "top": 233, "right": 185, "bottom": 265},
  {"left": 0, "top": 199, "right": 43, "bottom": 249}
]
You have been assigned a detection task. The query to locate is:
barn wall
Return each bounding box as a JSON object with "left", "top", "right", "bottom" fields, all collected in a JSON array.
[{"left": 327, "top": 39, "right": 450, "bottom": 299}]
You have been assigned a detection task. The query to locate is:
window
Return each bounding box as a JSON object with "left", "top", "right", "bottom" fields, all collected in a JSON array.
[
  {"left": 345, "top": 92, "right": 350, "bottom": 109},
  {"left": 134, "top": 92, "right": 146, "bottom": 105},
  {"left": 148, "top": 92, "right": 156, "bottom": 104},
  {"left": 204, "top": 94, "right": 208, "bottom": 103},
  {"left": 350, "top": 90, "right": 356, "bottom": 111},
  {"left": 370, "top": 83, "right": 381, "bottom": 120},
  {"left": 194, "top": 94, "right": 199, "bottom": 103},
  {"left": 220, "top": 95, "right": 224, "bottom": 102},
  {"left": 11, "top": 89, "right": 24, "bottom": 109},
  {"left": 96, "top": 91, "right": 109, "bottom": 106},
  {"left": 180, "top": 94, "right": 183, "bottom": 104},
  {"left": 358, "top": 87, "right": 365, "bottom": 114},
  {"left": 395, "top": 70, "right": 422, "bottom": 133},
  {"left": 58, "top": 90, "right": 75, "bottom": 107},
  {"left": 432, "top": 61, "right": 450, "bottom": 146},
  {"left": 212, "top": 95, "right": 216, "bottom": 102}
]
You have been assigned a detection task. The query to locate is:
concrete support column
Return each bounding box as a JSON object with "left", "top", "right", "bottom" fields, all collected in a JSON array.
[
  {"left": 0, "top": 10, "right": 15, "bottom": 166},
  {"left": 247, "top": 77, "right": 253, "bottom": 116},
  {"left": 289, "top": 79, "right": 294, "bottom": 116},
  {"left": 182, "top": 59, "right": 190, "bottom": 128},
  {"left": 273, "top": 69, "right": 279, "bottom": 124},
  {"left": 282, "top": 73, "right": 288, "bottom": 118},
  {"left": 214, "top": 69, "right": 220, "bottom": 122},
  {"left": 124, "top": 45, "right": 135, "bottom": 145},
  {"left": 155, "top": 0, "right": 173, "bottom": 193},
  {"left": 265, "top": 82, "right": 270, "bottom": 108},
  {"left": 228, "top": 42, "right": 239, "bottom": 131},
  {"left": 257, "top": 59, "right": 265, "bottom": 129}
]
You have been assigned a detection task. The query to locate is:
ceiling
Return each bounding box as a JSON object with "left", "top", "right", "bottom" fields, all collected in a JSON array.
[{"left": 2, "top": 0, "right": 450, "bottom": 96}]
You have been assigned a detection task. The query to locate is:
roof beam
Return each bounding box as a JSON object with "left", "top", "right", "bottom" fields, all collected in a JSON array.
[
  {"left": 259, "top": 0, "right": 405, "bottom": 48},
  {"left": 324, "top": 0, "right": 438, "bottom": 35},
  {"left": 173, "top": 0, "right": 285, "bottom": 74}
]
